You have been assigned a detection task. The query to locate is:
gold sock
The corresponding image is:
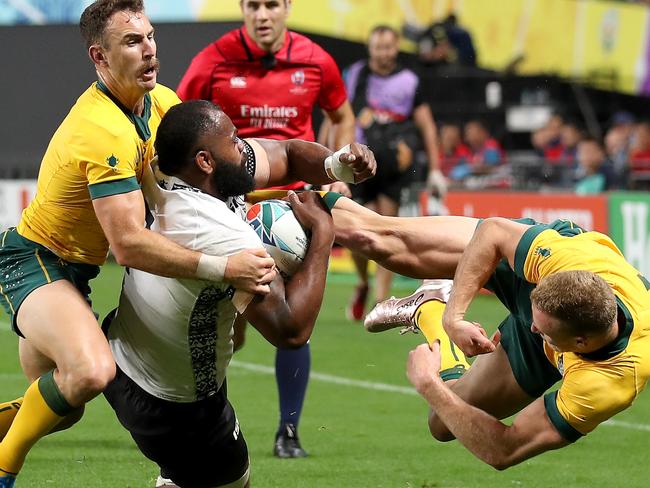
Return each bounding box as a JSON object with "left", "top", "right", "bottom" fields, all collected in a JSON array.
[
  {"left": 0, "top": 398, "right": 22, "bottom": 442},
  {"left": 413, "top": 300, "right": 470, "bottom": 381},
  {"left": 0, "top": 373, "right": 70, "bottom": 474}
]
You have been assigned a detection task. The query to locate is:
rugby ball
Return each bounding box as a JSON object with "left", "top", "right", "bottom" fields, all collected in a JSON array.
[{"left": 245, "top": 199, "right": 310, "bottom": 278}]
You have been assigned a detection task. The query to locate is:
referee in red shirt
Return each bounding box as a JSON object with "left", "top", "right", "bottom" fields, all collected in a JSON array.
[{"left": 178, "top": 0, "right": 355, "bottom": 459}]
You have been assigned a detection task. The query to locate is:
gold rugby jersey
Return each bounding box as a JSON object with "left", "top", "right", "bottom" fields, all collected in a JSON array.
[
  {"left": 18, "top": 82, "right": 180, "bottom": 265},
  {"left": 516, "top": 224, "right": 650, "bottom": 441}
]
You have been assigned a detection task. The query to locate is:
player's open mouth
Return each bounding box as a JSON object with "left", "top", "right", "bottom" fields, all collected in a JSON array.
[{"left": 140, "top": 67, "right": 156, "bottom": 80}]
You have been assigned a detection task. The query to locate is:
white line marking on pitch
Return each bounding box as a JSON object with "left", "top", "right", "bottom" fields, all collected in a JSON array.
[
  {"left": 230, "top": 360, "right": 650, "bottom": 433},
  {"left": 0, "top": 333, "right": 646, "bottom": 434}
]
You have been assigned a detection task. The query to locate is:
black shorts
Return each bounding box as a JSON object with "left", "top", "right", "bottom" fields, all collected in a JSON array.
[
  {"left": 103, "top": 366, "right": 248, "bottom": 488},
  {"left": 351, "top": 159, "right": 412, "bottom": 204}
]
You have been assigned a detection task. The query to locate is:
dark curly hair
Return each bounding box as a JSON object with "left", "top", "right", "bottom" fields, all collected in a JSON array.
[{"left": 155, "top": 101, "right": 223, "bottom": 176}]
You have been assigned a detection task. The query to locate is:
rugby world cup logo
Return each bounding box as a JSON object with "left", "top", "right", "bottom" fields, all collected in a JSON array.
[{"left": 291, "top": 70, "right": 305, "bottom": 85}]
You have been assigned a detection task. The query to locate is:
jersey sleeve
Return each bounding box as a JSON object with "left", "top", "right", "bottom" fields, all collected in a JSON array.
[
  {"left": 82, "top": 125, "right": 141, "bottom": 200},
  {"left": 543, "top": 361, "right": 637, "bottom": 441},
  {"left": 177, "top": 43, "right": 221, "bottom": 101},
  {"left": 316, "top": 48, "right": 348, "bottom": 112}
]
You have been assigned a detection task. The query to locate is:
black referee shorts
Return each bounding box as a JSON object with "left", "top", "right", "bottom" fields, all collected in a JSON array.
[{"left": 103, "top": 365, "right": 249, "bottom": 488}]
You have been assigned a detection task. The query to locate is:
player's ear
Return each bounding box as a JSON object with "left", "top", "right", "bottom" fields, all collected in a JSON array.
[
  {"left": 574, "top": 335, "right": 588, "bottom": 350},
  {"left": 89, "top": 44, "right": 107, "bottom": 66},
  {"left": 195, "top": 150, "right": 214, "bottom": 174},
  {"left": 285, "top": 0, "right": 292, "bottom": 15}
]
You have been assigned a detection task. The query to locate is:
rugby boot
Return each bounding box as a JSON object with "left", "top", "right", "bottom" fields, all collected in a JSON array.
[
  {"left": 273, "top": 423, "right": 307, "bottom": 458},
  {"left": 364, "top": 279, "right": 452, "bottom": 334}
]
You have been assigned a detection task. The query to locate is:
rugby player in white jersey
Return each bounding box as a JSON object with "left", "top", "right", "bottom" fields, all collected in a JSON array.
[{"left": 102, "top": 100, "right": 375, "bottom": 488}]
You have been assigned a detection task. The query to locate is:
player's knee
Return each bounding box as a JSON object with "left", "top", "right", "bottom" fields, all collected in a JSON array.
[{"left": 66, "top": 358, "right": 116, "bottom": 400}]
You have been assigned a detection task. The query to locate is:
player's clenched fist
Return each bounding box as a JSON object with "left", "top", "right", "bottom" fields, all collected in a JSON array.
[{"left": 340, "top": 142, "right": 377, "bottom": 184}]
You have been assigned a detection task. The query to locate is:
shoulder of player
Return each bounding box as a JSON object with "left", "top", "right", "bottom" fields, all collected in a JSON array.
[
  {"left": 150, "top": 83, "right": 182, "bottom": 110},
  {"left": 69, "top": 85, "right": 135, "bottom": 140}
]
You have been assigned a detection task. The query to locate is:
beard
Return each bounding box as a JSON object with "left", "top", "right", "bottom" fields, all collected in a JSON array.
[{"left": 212, "top": 156, "right": 256, "bottom": 198}]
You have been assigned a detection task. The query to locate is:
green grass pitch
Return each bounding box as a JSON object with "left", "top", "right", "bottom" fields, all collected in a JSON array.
[{"left": 1, "top": 264, "right": 649, "bottom": 487}]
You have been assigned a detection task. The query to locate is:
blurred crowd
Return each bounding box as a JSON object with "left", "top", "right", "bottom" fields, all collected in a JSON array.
[{"left": 430, "top": 110, "right": 650, "bottom": 195}]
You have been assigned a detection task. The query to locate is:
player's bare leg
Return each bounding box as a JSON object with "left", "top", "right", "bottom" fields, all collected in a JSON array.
[
  {"left": 18, "top": 338, "right": 85, "bottom": 433},
  {"left": 331, "top": 197, "right": 478, "bottom": 280},
  {"left": 0, "top": 281, "right": 115, "bottom": 479},
  {"left": 363, "top": 278, "right": 534, "bottom": 442}
]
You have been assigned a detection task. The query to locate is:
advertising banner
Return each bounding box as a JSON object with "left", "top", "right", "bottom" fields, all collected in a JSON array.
[
  {"left": 608, "top": 192, "right": 650, "bottom": 277},
  {"left": 1, "top": 0, "right": 649, "bottom": 94},
  {"left": 580, "top": 1, "right": 647, "bottom": 93},
  {"left": 443, "top": 191, "right": 608, "bottom": 232},
  {"left": 0, "top": 180, "right": 37, "bottom": 231}
]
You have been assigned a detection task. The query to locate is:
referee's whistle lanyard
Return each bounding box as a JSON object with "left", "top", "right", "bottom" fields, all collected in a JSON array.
[{"left": 238, "top": 28, "right": 294, "bottom": 68}]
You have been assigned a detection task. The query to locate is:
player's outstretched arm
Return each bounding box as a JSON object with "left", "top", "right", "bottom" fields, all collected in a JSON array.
[
  {"left": 407, "top": 342, "right": 568, "bottom": 470},
  {"left": 443, "top": 217, "right": 530, "bottom": 356},
  {"left": 93, "top": 189, "right": 275, "bottom": 294},
  {"left": 243, "top": 191, "right": 334, "bottom": 348},
  {"left": 247, "top": 138, "right": 376, "bottom": 188}
]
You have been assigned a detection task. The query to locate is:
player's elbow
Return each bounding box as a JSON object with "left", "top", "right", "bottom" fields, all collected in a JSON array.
[
  {"left": 110, "top": 244, "right": 137, "bottom": 267},
  {"left": 108, "top": 231, "right": 144, "bottom": 267},
  {"left": 483, "top": 450, "right": 518, "bottom": 471},
  {"left": 488, "top": 458, "right": 511, "bottom": 471}
]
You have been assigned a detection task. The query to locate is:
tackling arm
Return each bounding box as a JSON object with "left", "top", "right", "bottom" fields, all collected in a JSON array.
[
  {"left": 408, "top": 343, "right": 568, "bottom": 470},
  {"left": 93, "top": 190, "right": 276, "bottom": 293},
  {"left": 442, "top": 217, "right": 529, "bottom": 356}
]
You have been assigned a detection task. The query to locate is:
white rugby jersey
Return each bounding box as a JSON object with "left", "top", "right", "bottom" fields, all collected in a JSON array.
[{"left": 108, "top": 145, "right": 260, "bottom": 402}]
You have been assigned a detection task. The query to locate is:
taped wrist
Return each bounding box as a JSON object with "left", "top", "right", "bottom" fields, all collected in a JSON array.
[
  {"left": 196, "top": 253, "right": 228, "bottom": 282},
  {"left": 324, "top": 144, "right": 355, "bottom": 183}
]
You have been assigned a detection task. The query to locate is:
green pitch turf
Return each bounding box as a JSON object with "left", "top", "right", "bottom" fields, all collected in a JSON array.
[{"left": 1, "top": 264, "right": 649, "bottom": 487}]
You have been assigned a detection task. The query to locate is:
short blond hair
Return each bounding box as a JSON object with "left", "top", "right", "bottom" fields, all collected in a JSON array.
[{"left": 530, "top": 270, "right": 617, "bottom": 336}]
